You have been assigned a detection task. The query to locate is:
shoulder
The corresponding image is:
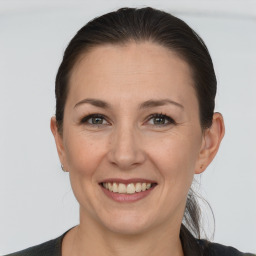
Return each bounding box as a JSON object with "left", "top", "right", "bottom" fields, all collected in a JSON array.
[
  {"left": 198, "top": 240, "right": 255, "bottom": 256},
  {"left": 4, "top": 234, "right": 63, "bottom": 256},
  {"left": 180, "top": 226, "right": 255, "bottom": 256}
]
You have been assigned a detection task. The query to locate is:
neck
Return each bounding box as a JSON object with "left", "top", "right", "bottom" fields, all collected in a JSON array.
[{"left": 63, "top": 213, "right": 184, "bottom": 256}]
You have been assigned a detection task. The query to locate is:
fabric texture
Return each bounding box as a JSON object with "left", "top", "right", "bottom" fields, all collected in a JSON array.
[{"left": 4, "top": 228, "right": 255, "bottom": 256}]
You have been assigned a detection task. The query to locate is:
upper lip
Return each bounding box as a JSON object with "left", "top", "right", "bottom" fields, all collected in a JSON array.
[{"left": 100, "top": 178, "right": 157, "bottom": 185}]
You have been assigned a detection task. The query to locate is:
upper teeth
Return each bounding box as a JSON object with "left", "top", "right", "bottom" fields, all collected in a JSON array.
[{"left": 103, "top": 182, "right": 152, "bottom": 194}]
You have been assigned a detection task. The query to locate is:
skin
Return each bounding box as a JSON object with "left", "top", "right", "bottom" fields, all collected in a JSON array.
[{"left": 51, "top": 42, "right": 225, "bottom": 256}]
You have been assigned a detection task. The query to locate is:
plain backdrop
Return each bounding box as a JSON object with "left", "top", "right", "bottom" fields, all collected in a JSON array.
[{"left": 0, "top": 0, "right": 256, "bottom": 254}]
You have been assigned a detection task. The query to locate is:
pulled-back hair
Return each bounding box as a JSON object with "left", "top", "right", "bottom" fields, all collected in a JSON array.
[{"left": 55, "top": 7, "right": 216, "bottom": 249}]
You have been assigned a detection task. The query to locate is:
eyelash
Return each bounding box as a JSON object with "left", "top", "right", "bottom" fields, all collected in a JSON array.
[
  {"left": 80, "top": 113, "right": 176, "bottom": 127},
  {"left": 80, "top": 114, "right": 109, "bottom": 126},
  {"left": 147, "top": 113, "right": 176, "bottom": 126}
]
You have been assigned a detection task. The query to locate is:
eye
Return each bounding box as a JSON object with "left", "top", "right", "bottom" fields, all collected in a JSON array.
[
  {"left": 80, "top": 114, "right": 109, "bottom": 126},
  {"left": 147, "top": 113, "right": 176, "bottom": 127}
]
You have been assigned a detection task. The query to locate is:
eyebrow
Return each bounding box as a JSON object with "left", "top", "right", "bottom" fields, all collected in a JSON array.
[
  {"left": 74, "top": 98, "right": 110, "bottom": 109},
  {"left": 139, "top": 99, "right": 184, "bottom": 110},
  {"left": 74, "top": 98, "right": 184, "bottom": 110}
]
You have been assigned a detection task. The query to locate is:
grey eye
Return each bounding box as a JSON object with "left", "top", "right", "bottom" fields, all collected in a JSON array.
[
  {"left": 80, "top": 114, "right": 108, "bottom": 126},
  {"left": 148, "top": 113, "right": 175, "bottom": 126},
  {"left": 90, "top": 117, "right": 104, "bottom": 124},
  {"left": 153, "top": 116, "right": 166, "bottom": 125}
]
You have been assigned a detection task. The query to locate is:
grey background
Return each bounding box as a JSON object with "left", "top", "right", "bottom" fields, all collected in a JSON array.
[{"left": 0, "top": 0, "right": 255, "bottom": 254}]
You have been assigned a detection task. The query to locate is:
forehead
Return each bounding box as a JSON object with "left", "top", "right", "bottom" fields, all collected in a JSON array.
[{"left": 67, "top": 42, "right": 197, "bottom": 108}]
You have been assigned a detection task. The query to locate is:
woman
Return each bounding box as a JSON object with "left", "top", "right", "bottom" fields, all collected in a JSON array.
[{"left": 6, "top": 7, "right": 254, "bottom": 256}]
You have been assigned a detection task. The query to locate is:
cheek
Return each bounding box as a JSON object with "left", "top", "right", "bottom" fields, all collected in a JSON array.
[
  {"left": 63, "top": 132, "right": 108, "bottom": 211},
  {"left": 148, "top": 130, "right": 201, "bottom": 184},
  {"left": 64, "top": 131, "right": 107, "bottom": 178}
]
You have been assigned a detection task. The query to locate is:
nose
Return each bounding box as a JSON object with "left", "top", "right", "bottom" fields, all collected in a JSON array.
[{"left": 107, "top": 125, "right": 146, "bottom": 170}]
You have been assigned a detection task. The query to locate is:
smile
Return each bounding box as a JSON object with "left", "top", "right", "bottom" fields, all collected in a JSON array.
[
  {"left": 99, "top": 179, "right": 158, "bottom": 202},
  {"left": 101, "top": 182, "right": 155, "bottom": 194}
]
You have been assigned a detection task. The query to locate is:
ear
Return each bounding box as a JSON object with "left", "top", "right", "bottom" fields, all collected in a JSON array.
[
  {"left": 50, "top": 116, "right": 68, "bottom": 171},
  {"left": 195, "top": 112, "right": 225, "bottom": 174}
]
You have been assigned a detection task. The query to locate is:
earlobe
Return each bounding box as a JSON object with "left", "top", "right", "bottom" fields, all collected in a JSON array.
[
  {"left": 50, "top": 117, "right": 66, "bottom": 168},
  {"left": 195, "top": 112, "right": 225, "bottom": 174}
]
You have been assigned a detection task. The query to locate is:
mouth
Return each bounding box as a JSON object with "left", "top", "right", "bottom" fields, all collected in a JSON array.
[
  {"left": 99, "top": 179, "right": 158, "bottom": 202},
  {"left": 100, "top": 181, "right": 157, "bottom": 194}
]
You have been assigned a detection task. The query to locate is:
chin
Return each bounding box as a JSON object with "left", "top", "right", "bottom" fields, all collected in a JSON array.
[{"left": 96, "top": 209, "right": 158, "bottom": 235}]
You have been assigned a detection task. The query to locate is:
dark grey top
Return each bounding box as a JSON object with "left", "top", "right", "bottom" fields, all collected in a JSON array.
[{"left": 4, "top": 228, "right": 255, "bottom": 256}]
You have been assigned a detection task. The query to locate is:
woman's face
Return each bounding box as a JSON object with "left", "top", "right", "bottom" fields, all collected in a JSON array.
[{"left": 53, "top": 42, "right": 206, "bottom": 235}]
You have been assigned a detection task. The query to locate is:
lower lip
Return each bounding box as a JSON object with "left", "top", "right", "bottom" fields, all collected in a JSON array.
[{"left": 100, "top": 185, "right": 156, "bottom": 203}]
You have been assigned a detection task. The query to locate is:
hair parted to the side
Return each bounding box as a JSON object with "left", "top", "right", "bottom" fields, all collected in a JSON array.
[{"left": 55, "top": 6, "right": 216, "bottom": 245}]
